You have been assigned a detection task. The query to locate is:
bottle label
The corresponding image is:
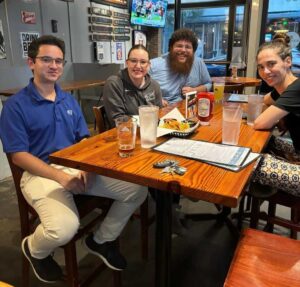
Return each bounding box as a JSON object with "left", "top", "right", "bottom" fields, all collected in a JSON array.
[{"left": 198, "top": 98, "right": 210, "bottom": 118}]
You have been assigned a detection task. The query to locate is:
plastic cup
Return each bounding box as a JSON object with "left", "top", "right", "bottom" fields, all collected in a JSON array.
[
  {"left": 247, "top": 94, "right": 264, "bottom": 126},
  {"left": 138, "top": 105, "right": 159, "bottom": 148},
  {"left": 222, "top": 102, "right": 242, "bottom": 145},
  {"left": 115, "top": 116, "right": 137, "bottom": 157},
  {"left": 213, "top": 82, "right": 225, "bottom": 103}
]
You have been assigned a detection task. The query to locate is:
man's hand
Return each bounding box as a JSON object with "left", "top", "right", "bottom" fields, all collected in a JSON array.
[
  {"left": 162, "top": 99, "right": 169, "bottom": 107},
  {"left": 58, "top": 171, "right": 85, "bottom": 194},
  {"left": 182, "top": 86, "right": 195, "bottom": 95}
]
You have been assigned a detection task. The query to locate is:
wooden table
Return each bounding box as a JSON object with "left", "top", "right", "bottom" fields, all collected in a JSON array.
[
  {"left": 211, "top": 76, "right": 261, "bottom": 87},
  {"left": 49, "top": 102, "right": 271, "bottom": 287},
  {"left": 0, "top": 79, "right": 105, "bottom": 96}
]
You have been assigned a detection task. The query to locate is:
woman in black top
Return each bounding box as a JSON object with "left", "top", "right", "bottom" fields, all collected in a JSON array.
[{"left": 253, "top": 33, "right": 300, "bottom": 195}]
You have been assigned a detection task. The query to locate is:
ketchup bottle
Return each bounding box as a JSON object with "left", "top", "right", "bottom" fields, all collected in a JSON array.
[{"left": 197, "top": 92, "right": 214, "bottom": 125}]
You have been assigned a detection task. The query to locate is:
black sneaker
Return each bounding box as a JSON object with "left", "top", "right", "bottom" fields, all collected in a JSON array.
[
  {"left": 21, "top": 236, "right": 63, "bottom": 283},
  {"left": 84, "top": 234, "right": 127, "bottom": 271}
]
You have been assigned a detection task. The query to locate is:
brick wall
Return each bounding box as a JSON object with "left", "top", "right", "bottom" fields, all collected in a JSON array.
[{"left": 145, "top": 28, "right": 161, "bottom": 59}]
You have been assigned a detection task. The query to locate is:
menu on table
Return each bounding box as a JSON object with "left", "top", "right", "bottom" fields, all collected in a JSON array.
[{"left": 153, "top": 137, "right": 261, "bottom": 171}]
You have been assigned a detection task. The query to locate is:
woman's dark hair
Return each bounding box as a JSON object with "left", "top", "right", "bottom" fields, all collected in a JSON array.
[
  {"left": 257, "top": 33, "right": 291, "bottom": 60},
  {"left": 28, "top": 35, "right": 65, "bottom": 59},
  {"left": 168, "top": 28, "right": 198, "bottom": 52},
  {"left": 127, "top": 44, "right": 149, "bottom": 59}
]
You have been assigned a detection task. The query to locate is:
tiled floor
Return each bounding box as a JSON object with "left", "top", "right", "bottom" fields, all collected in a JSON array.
[{"left": 0, "top": 176, "right": 292, "bottom": 287}]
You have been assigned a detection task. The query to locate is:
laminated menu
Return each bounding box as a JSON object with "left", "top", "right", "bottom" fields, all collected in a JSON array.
[{"left": 153, "top": 137, "right": 260, "bottom": 171}]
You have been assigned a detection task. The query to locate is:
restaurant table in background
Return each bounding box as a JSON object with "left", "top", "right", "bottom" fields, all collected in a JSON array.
[
  {"left": 49, "top": 101, "right": 271, "bottom": 287},
  {"left": 211, "top": 76, "right": 262, "bottom": 87},
  {"left": 0, "top": 79, "right": 106, "bottom": 105}
]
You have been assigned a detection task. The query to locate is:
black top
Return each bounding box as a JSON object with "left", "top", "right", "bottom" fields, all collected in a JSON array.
[{"left": 271, "top": 78, "right": 300, "bottom": 152}]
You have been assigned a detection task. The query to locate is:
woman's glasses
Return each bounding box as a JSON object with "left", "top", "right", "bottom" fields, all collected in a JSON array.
[{"left": 127, "top": 58, "right": 149, "bottom": 67}]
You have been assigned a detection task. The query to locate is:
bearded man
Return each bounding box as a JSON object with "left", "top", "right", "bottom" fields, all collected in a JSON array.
[{"left": 150, "top": 28, "right": 212, "bottom": 105}]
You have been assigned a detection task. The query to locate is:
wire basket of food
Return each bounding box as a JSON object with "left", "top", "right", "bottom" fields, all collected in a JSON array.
[{"left": 159, "top": 118, "right": 200, "bottom": 138}]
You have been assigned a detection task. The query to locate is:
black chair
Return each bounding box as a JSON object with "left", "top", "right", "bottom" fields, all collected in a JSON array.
[{"left": 248, "top": 183, "right": 300, "bottom": 239}]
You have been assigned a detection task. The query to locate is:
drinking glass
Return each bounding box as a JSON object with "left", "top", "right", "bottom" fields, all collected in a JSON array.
[
  {"left": 115, "top": 116, "right": 137, "bottom": 157},
  {"left": 138, "top": 105, "right": 159, "bottom": 148},
  {"left": 213, "top": 82, "right": 225, "bottom": 103},
  {"left": 222, "top": 102, "right": 242, "bottom": 145},
  {"left": 247, "top": 94, "right": 264, "bottom": 126}
]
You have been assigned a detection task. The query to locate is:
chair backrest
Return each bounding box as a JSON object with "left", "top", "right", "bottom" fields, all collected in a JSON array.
[
  {"left": 6, "top": 154, "right": 38, "bottom": 238},
  {"left": 224, "top": 83, "right": 244, "bottom": 94},
  {"left": 93, "top": 105, "right": 107, "bottom": 133}
]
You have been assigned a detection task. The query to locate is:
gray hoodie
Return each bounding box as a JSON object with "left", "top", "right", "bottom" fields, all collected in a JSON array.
[{"left": 103, "top": 68, "right": 163, "bottom": 128}]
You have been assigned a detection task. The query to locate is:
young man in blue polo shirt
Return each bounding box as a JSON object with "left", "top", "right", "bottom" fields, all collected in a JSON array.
[{"left": 0, "top": 35, "right": 147, "bottom": 283}]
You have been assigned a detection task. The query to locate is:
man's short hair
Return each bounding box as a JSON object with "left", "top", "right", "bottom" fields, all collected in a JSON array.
[
  {"left": 168, "top": 28, "right": 198, "bottom": 52},
  {"left": 28, "top": 35, "right": 65, "bottom": 59}
]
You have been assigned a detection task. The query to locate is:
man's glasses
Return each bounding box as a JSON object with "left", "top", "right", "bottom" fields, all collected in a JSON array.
[
  {"left": 35, "top": 56, "right": 67, "bottom": 66},
  {"left": 127, "top": 58, "right": 149, "bottom": 67}
]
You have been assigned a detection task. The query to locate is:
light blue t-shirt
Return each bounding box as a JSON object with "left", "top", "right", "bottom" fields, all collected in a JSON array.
[{"left": 149, "top": 53, "right": 212, "bottom": 103}]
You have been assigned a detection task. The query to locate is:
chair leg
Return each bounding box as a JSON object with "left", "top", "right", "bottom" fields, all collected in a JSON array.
[
  {"left": 64, "top": 242, "right": 80, "bottom": 287},
  {"left": 291, "top": 207, "right": 299, "bottom": 239},
  {"left": 112, "top": 271, "right": 122, "bottom": 287},
  {"left": 237, "top": 194, "right": 246, "bottom": 230},
  {"left": 264, "top": 201, "right": 276, "bottom": 233},
  {"left": 140, "top": 198, "right": 149, "bottom": 261},
  {"left": 22, "top": 253, "right": 30, "bottom": 287},
  {"left": 250, "top": 197, "right": 261, "bottom": 228}
]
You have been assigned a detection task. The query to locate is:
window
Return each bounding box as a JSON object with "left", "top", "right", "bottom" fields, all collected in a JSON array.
[
  {"left": 161, "top": 1, "right": 247, "bottom": 77},
  {"left": 264, "top": 0, "right": 300, "bottom": 76}
]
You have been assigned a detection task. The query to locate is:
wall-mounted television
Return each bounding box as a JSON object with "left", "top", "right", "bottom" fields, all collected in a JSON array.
[{"left": 130, "top": 0, "right": 168, "bottom": 28}]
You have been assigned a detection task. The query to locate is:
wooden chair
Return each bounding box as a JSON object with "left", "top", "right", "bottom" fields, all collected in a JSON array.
[
  {"left": 7, "top": 154, "right": 121, "bottom": 287},
  {"left": 224, "top": 228, "right": 300, "bottom": 287},
  {"left": 248, "top": 184, "right": 300, "bottom": 239},
  {"left": 92, "top": 106, "right": 155, "bottom": 260},
  {"left": 224, "top": 83, "right": 244, "bottom": 94},
  {"left": 93, "top": 105, "right": 107, "bottom": 134}
]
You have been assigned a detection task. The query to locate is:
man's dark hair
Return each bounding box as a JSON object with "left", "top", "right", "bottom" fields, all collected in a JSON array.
[
  {"left": 28, "top": 35, "right": 65, "bottom": 59},
  {"left": 168, "top": 28, "right": 198, "bottom": 52}
]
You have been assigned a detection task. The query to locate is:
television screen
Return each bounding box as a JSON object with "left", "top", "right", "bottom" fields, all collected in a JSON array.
[{"left": 130, "top": 0, "right": 168, "bottom": 28}]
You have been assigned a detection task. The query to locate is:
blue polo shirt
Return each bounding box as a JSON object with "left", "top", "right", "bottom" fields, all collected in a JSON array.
[
  {"left": 149, "top": 53, "right": 212, "bottom": 103},
  {"left": 0, "top": 79, "right": 90, "bottom": 163}
]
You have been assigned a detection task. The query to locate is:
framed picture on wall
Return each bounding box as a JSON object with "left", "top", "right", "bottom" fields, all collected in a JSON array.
[{"left": 133, "top": 30, "right": 147, "bottom": 47}]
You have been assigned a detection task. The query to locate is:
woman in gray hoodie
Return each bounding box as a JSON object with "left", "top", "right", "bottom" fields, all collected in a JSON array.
[{"left": 103, "top": 44, "right": 163, "bottom": 128}]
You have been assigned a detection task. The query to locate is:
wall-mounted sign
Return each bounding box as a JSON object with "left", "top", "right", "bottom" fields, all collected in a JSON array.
[
  {"left": 112, "top": 11, "right": 130, "bottom": 19},
  {"left": 113, "top": 19, "right": 129, "bottom": 27},
  {"left": 89, "top": 7, "right": 112, "bottom": 17},
  {"left": 114, "top": 35, "right": 130, "bottom": 41},
  {"left": 90, "top": 34, "right": 113, "bottom": 41},
  {"left": 113, "top": 27, "right": 130, "bottom": 34},
  {"left": 91, "top": 0, "right": 127, "bottom": 9},
  {"left": 90, "top": 25, "right": 113, "bottom": 33},
  {"left": 89, "top": 16, "right": 113, "bottom": 25},
  {"left": 20, "top": 32, "right": 39, "bottom": 58},
  {"left": 21, "top": 11, "right": 36, "bottom": 24}
]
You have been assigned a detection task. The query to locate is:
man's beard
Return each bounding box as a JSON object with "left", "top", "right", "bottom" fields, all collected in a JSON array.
[{"left": 169, "top": 51, "right": 194, "bottom": 75}]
